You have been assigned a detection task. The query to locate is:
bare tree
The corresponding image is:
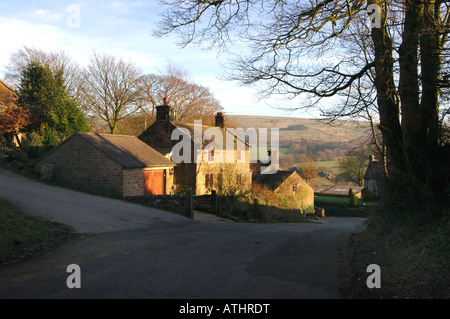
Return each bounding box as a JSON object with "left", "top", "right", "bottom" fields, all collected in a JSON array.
[
  {"left": 4, "top": 46, "right": 83, "bottom": 98},
  {"left": 79, "top": 52, "right": 144, "bottom": 134},
  {"left": 340, "top": 148, "right": 371, "bottom": 186},
  {"left": 156, "top": 0, "right": 450, "bottom": 218},
  {"left": 141, "top": 64, "right": 223, "bottom": 125}
]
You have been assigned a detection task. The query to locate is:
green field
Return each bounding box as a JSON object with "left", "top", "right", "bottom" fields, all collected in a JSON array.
[
  {"left": 289, "top": 160, "right": 343, "bottom": 173},
  {"left": 314, "top": 160, "right": 340, "bottom": 167},
  {"left": 315, "top": 195, "right": 377, "bottom": 206}
]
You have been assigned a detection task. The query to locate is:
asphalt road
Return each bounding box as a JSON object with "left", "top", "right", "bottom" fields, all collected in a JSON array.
[{"left": 0, "top": 168, "right": 365, "bottom": 299}]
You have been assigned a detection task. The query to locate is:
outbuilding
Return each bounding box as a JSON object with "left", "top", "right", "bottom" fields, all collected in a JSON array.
[
  {"left": 255, "top": 170, "right": 315, "bottom": 209},
  {"left": 35, "top": 132, "right": 176, "bottom": 197}
]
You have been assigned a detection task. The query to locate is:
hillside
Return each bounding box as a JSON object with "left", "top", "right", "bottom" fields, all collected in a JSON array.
[
  {"left": 227, "top": 115, "right": 372, "bottom": 169},
  {"left": 228, "top": 115, "right": 371, "bottom": 144}
]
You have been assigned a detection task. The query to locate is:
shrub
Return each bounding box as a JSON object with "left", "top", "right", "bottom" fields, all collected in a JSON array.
[{"left": 349, "top": 187, "right": 358, "bottom": 207}]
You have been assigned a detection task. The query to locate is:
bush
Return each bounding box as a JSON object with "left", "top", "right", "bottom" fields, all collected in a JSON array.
[{"left": 349, "top": 187, "right": 358, "bottom": 207}]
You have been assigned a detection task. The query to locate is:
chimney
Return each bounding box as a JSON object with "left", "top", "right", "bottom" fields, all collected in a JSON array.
[
  {"left": 155, "top": 98, "right": 171, "bottom": 145},
  {"left": 215, "top": 112, "right": 225, "bottom": 128},
  {"left": 156, "top": 98, "right": 170, "bottom": 124}
]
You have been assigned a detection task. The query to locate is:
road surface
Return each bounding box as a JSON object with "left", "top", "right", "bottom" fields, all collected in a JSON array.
[{"left": 0, "top": 168, "right": 365, "bottom": 299}]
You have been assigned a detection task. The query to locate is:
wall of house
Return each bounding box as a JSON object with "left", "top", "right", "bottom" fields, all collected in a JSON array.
[
  {"left": 173, "top": 162, "right": 197, "bottom": 194},
  {"left": 275, "top": 173, "right": 314, "bottom": 209},
  {"left": 364, "top": 178, "right": 378, "bottom": 195},
  {"left": 195, "top": 161, "right": 252, "bottom": 196},
  {"left": 35, "top": 134, "right": 124, "bottom": 195},
  {"left": 123, "top": 168, "right": 145, "bottom": 197}
]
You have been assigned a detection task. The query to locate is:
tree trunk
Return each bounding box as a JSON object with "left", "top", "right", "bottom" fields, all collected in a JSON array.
[
  {"left": 420, "top": 0, "right": 441, "bottom": 148},
  {"left": 369, "top": 1, "right": 403, "bottom": 173}
]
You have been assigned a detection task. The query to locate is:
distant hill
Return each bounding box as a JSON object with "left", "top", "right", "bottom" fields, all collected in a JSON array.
[
  {"left": 227, "top": 115, "right": 373, "bottom": 168},
  {"left": 228, "top": 115, "right": 371, "bottom": 145}
]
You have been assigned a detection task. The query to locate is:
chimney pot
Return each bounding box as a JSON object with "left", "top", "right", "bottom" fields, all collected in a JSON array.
[{"left": 215, "top": 112, "right": 225, "bottom": 128}]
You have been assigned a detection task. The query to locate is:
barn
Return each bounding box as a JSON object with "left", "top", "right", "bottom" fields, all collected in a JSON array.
[{"left": 35, "top": 132, "right": 175, "bottom": 197}]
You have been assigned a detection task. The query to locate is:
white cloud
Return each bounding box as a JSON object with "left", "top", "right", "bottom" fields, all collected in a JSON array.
[
  {"left": 0, "top": 2, "right": 313, "bottom": 118},
  {"left": 29, "top": 8, "right": 65, "bottom": 22},
  {"left": 0, "top": 17, "right": 64, "bottom": 77}
]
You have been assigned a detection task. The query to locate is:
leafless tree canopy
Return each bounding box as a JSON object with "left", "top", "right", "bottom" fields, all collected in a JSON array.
[
  {"left": 156, "top": 1, "right": 448, "bottom": 117},
  {"left": 4, "top": 46, "right": 83, "bottom": 98},
  {"left": 79, "top": 52, "right": 144, "bottom": 134},
  {"left": 156, "top": 0, "right": 450, "bottom": 217},
  {"left": 140, "top": 64, "right": 223, "bottom": 125}
]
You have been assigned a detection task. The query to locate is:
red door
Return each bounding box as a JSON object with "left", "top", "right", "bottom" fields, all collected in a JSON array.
[{"left": 144, "top": 170, "right": 165, "bottom": 195}]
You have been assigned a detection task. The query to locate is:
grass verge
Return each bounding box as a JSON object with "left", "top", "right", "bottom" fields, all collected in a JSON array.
[
  {"left": 0, "top": 201, "right": 74, "bottom": 265},
  {"left": 339, "top": 213, "right": 449, "bottom": 299}
]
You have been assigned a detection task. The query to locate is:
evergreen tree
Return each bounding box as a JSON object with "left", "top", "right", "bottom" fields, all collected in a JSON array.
[{"left": 17, "top": 61, "right": 89, "bottom": 144}]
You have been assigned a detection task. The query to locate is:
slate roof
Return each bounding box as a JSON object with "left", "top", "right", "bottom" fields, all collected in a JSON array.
[
  {"left": 256, "top": 170, "right": 304, "bottom": 191},
  {"left": 41, "top": 132, "right": 175, "bottom": 169},
  {"left": 174, "top": 122, "right": 249, "bottom": 148},
  {"left": 138, "top": 120, "right": 250, "bottom": 150},
  {"left": 364, "top": 160, "right": 379, "bottom": 180},
  {"left": 314, "top": 185, "right": 363, "bottom": 197},
  {"left": 0, "top": 79, "right": 15, "bottom": 93}
]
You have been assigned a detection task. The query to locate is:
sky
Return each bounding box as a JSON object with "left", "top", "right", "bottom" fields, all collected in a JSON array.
[{"left": 0, "top": 0, "right": 321, "bottom": 118}]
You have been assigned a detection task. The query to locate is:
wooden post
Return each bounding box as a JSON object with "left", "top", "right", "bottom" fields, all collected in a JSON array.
[
  {"left": 185, "top": 190, "right": 193, "bottom": 219},
  {"left": 210, "top": 190, "right": 217, "bottom": 215}
]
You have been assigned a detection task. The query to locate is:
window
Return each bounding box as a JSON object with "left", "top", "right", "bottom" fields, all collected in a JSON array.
[
  {"left": 292, "top": 184, "right": 298, "bottom": 192},
  {"left": 205, "top": 173, "right": 214, "bottom": 189},
  {"left": 208, "top": 149, "right": 215, "bottom": 162},
  {"left": 236, "top": 173, "right": 242, "bottom": 186},
  {"left": 236, "top": 150, "right": 242, "bottom": 162}
]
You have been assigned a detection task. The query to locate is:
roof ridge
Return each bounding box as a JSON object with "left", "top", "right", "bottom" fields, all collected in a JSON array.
[
  {"left": 0, "top": 79, "right": 15, "bottom": 93},
  {"left": 79, "top": 132, "right": 137, "bottom": 138}
]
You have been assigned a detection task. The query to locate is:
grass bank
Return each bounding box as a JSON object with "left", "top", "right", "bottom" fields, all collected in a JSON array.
[
  {"left": 340, "top": 209, "right": 449, "bottom": 298},
  {"left": 0, "top": 201, "right": 74, "bottom": 265}
]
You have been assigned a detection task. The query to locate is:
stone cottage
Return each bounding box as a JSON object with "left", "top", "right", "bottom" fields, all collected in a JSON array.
[
  {"left": 138, "top": 101, "right": 252, "bottom": 195},
  {"left": 35, "top": 132, "right": 175, "bottom": 197},
  {"left": 255, "top": 170, "right": 315, "bottom": 209},
  {"left": 364, "top": 155, "right": 379, "bottom": 195}
]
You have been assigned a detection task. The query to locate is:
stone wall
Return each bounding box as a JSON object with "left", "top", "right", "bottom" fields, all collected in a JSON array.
[
  {"left": 123, "top": 168, "right": 145, "bottom": 197},
  {"left": 127, "top": 194, "right": 188, "bottom": 217},
  {"left": 35, "top": 134, "right": 124, "bottom": 195}
]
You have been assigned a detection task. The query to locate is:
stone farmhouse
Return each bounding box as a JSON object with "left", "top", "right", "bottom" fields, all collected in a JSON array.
[
  {"left": 255, "top": 170, "right": 315, "bottom": 209},
  {"left": 138, "top": 100, "right": 252, "bottom": 195},
  {"left": 35, "top": 132, "right": 175, "bottom": 197}
]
